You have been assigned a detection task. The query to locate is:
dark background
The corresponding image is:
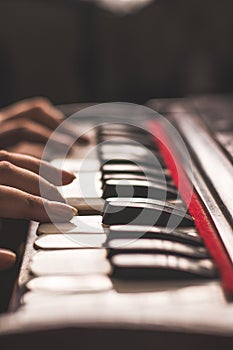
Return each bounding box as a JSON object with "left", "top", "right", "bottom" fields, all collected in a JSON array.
[{"left": 0, "top": 0, "right": 233, "bottom": 107}]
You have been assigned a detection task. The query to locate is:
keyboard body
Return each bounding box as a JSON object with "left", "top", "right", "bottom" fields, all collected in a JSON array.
[{"left": 1, "top": 95, "right": 233, "bottom": 349}]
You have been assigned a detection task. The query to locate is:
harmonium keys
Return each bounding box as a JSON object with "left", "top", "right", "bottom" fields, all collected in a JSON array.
[
  {"left": 34, "top": 210, "right": 217, "bottom": 282},
  {"left": 43, "top": 123, "right": 218, "bottom": 284}
]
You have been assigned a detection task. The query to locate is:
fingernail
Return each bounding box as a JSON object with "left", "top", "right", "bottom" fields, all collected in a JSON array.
[
  {"left": 71, "top": 206, "right": 78, "bottom": 215},
  {"left": 62, "top": 170, "right": 76, "bottom": 185},
  {"left": 0, "top": 249, "right": 16, "bottom": 271},
  {"left": 46, "top": 201, "right": 77, "bottom": 222}
]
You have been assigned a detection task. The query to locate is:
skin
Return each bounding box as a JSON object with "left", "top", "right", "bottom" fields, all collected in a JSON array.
[
  {"left": 0, "top": 249, "right": 16, "bottom": 271},
  {"left": 0, "top": 153, "right": 77, "bottom": 270},
  {"left": 0, "top": 97, "right": 82, "bottom": 270},
  {"left": 0, "top": 97, "right": 88, "bottom": 150}
]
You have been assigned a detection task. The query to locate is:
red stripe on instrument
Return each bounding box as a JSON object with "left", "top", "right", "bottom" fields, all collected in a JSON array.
[{"left": 149, "top": 120, "right": 233, "bottom": 296}]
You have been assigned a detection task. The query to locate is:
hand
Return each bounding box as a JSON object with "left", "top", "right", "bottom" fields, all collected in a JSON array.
[
  {"left": 0, "top": 97, "right": 88, "bottom": 151},
  {"left": 0, "top": 149, "right": 77, "bottom": 273},
  {"left": 0, "top": 98, "right": 82, "bottom": 274},
  {"left": 0, "top": 150, "right": 77, "bottom": 223}
]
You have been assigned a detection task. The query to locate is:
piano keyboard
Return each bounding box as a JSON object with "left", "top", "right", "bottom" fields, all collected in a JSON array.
[
  {"left": 2, "top": 97, "right": 233, "bottom": 349},
  {"left": 19, "top": 119, "right": 220, "bottom": 306}
]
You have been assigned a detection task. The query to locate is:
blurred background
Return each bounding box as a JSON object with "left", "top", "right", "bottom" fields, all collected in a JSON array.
[{"left": 0, "top": 0, "right": 233, "bottom": 107}]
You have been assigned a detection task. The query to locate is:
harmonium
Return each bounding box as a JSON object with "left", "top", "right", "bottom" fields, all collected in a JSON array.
[{"left": 1, "top": 95, "right": 233, "bottom": 349}]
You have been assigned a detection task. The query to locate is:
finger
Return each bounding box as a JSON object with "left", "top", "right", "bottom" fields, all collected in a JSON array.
[
  {"left": 0, "top": 161, "right": 66, "bottom": 202},
  {"left": 0, "top": 119, "right": 75, "bottom": 151},
  {"left": 0, "top": 98, "right": 89, "bottom": 145},
  {"left": 7, "top": 143, "right": 46, "bottom": 160},
  {"left": 0, "top": 151, "right": 75, "bottom": 185},
  {"left": 58, "top": 122, "right": 90, "bottom": 145},
  {"left": 0, "top": 185, "right": 77, "bottom": 222},
  {"left": 0, "top": 249, "right": 16, "bottom": 271},
  {"left": 1, "top": 97, "right": 64, "bottom": 129},
  {"left": 7, "top": 143, "right": 73, "bottom": 162}
]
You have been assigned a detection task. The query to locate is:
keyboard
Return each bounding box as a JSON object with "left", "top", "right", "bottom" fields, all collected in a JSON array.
[{"left": 1, "top": 95, "right": 233, "bottom": 349}]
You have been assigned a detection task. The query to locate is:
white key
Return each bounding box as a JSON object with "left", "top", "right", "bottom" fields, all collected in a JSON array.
[
  {"left": 52, "top": 159, "right": 100, "bottom": 172},
  {"left": 37, "top": 215, "right": 107, "bottom": 235},
  {"left": 58, "top": 173, "right": 103, "bottom": 200},
  {"left": 30, "top": 249, "right": 111, "bottom": 276},
  {"left": 66, "top": 198, "right": 105, "bottom": 213},
  {"left": 21, "top": 290, "right": 113, "bottom": 307},
  {"left": 34, "top": 233, "right": 107, "bottom": 249},
  {"left": 26, "top": 275, "right": 113, "bottom": 294},
  {"left": 101, "top": 144, "right": 150, "bottom": 157}
]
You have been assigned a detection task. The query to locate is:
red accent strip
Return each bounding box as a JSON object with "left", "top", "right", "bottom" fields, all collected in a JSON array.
[{"left": 149, "top": 120, "right": 233, "bottom": 296}]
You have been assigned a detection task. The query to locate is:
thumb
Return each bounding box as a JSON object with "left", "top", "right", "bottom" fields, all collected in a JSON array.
[{"left": 0, "top": 249, "right": 16, "bottom": 271}]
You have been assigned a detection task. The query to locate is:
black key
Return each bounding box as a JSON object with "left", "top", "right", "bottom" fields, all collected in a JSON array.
[
  {"left": 98, "top": 125, "right": 149, "bottom": 137},
  {"left": 98, "top": 124, "right": 149, "bottom": 135},
  {"left": 107, "top": 239, "right": 209, "bottom": 259},
  {"left": 99, "top": 130, "right": 149, "bottom": 139},
  {"left": 98, "top": 135, "right": 155, "bottom": 148},
  {"left": 98, "top": 122, "right": 144, "bottom": 129},
  {"left": 100, "top": 154, "right": 164, "bottom": 168},
  {"left": 97, "top": 139, "right": 157, "bottom": 151},
  {"left": 108, "top": 225, "right": 202, "bottom": 246},
  {"left": 103, "top": 197, "right": 186, "bottom": 214},
  {"left": 111, "top": 254, "right": 217, "bottom": 280},
  {"left": 102, "top": 201, "right": 194, "bottom": 227},
  {"left": 102, "top": 179, "right": 178, "bottom": 200},
  {"left": 102, "top": 164, "right": 171, "bottom": 181},
  {"left": 102, "top": 174, "right": 172, "bottom": 188}
]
